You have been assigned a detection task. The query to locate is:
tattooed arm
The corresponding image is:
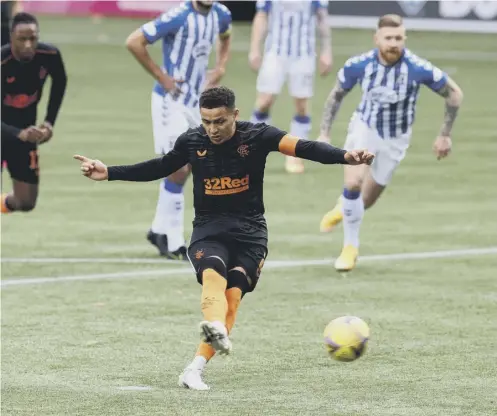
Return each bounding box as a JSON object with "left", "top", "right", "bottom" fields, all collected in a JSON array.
[
  {"left": 435, "top": 77, "right": 463, "bottom": 137},
  {"left": 432, "top": 77, "right": 463, "bottom": 160},
  {"left": 319, "top": 80, "right": 351, "bottom": 139}
]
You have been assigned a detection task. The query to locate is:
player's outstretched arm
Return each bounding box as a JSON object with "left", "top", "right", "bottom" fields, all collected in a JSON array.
[
  {"left": 74, "top": 138, "right": 189, "bottom": 182},
  {"left": 278, "top": 135, "right": 374, "bottom": 166},
  {"left": 432, "top": 77, "right": 463, "bottom": 160},
  {"left": 318, "top": 79, "right": 350, "bottom": 142}
]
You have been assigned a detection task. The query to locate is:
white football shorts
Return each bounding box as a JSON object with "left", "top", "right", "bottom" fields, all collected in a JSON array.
[
  {"left": 256, "top": 52, "right": 315, "bottom": 99},
  {"left": 151, "top": 91, "right": 201, "bottom": 155},
  {"left": 343, "top": 113, "right": 412, "bottom": 186}
]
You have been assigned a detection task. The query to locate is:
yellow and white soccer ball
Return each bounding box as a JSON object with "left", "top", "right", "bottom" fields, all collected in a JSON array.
[{"left": 323, "top": 316, "right": 370, "bottom": 362}]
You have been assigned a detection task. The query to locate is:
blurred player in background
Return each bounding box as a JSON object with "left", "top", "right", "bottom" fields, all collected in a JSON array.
[
  {"left": 317, "top": 14, "right": 463, "bottom": 271},
  {"left": 1, "top": 12, "right": 68, "bottom": 214},
  {"left": 126, "top": 0, "right": 232, "bottom": 259},
  {"left": 249, "top": 0, "right": 332, "bottom": 174},
  {"left": 1, "top": 1, "right": 22, "bottom": 47},
  {"left": 73, "top": 86, "right": 373, "bottom": 390}
]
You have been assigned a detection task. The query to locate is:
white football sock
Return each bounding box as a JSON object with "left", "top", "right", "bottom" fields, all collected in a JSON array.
[
  {"left": 250, "top": 110, "right": 271, "bottom": 125},
  {"left": 162, "top": 179, "right": 185, "bottom": 252},
  {"left": 290, "top": 115, "right": 311, "bottom": 140},
  {"left": 342, "top": 190, "right": 364, "bottom": 248},
  {"left": 150, "top": 179, "right": 169, "bottom": 235},
  {"left": 188, "top": 355, "right": 207, "bottom": 372}
]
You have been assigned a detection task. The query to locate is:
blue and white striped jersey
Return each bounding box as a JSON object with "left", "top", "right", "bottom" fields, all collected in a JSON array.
[
  {"left": 338, "top": 48, "right": 448, "bottom": 139},
  {"left": 256, "top": 0, "right": 328, "bottom": 58},
  {"left": 141, "top": 1, "right": 232, "bottom": 107}
]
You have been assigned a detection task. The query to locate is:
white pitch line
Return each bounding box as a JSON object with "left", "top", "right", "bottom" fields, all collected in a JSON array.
[
  {"left": 2, "top": 247, "right": 496, "bottom": 288},
  {"left": 3, "top": 246, "right": 497, "bottom": 266}
]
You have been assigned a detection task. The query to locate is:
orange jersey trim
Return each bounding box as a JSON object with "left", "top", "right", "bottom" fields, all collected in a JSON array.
[{"left": 278, "top": 134, "right": 299, "bottom": 157}]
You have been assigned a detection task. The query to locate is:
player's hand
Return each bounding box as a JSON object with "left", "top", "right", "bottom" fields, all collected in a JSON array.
[
  {"left": 319, "top": 52, "right": 333, "bottom": 77},
  {"left": 160, "top": 75, "right": 184, "bottom": 98},
  {"left": 37, "top": 121, "right": 53, "bottom": 144},
  {"left": 73, "top": 155, "right": 108, "bottom": 181},
  {"left": 432, "top": 135, "right": 452, "bottom": 160},
  {"left": 204, "top": 67, "right": 225, "bottom": 90},
  {"left": 344, "top": 149, "right": 375, "bottom": 165},
  {"left": 248, "top": 50, "right": 262, "bottom": 72},
  {"left": 18, "top": 126, "right": 44, "bottom": 143}
]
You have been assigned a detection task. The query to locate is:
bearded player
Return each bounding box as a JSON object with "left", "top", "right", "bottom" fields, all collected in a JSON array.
[{"left": 317, "top": 14, "right": 463, "bottom": 271}]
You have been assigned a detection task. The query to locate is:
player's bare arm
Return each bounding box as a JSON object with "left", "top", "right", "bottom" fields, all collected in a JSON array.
[
  {"left": 433, "top": 77, "right": 464, "bottom": 160},
  {"left": 278, "top": 134, "right": 374, "bottom": 166},
  {"left": 205, "top": 31, "right": 231, "bottom": 89},
  {"left": 126, "top": 29, "right": 181, "bottom": 95},
  {"left": 248, "top": 11, "right": 268, "bottom": 71},
  {"left": 316, "top": 8, "right": 332, "bottom": 76},
  {"left": 318, "top": 80, "right": 350, "bottom": 141}
]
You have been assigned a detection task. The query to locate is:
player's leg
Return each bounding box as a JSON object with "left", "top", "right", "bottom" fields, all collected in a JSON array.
[
  {"left": 320, "top": 116, "right": 379, "bottom": 271},
  {"left": 148, "top": 92, "right": 189, "bottom": 258},
  {"left": 286, "top": 57, "right": 315, "bottom": 173},
  {"left": 320, "top": 115, "right": 376, "bottom": 234},
  {"left": 250, "top": 52, "right": 286, "bottom": 125},
  {"left": 179, "top": 240, "right": 231, "bottom": 390},
  {"left": 1, "top": 144, "right": 39, "bottom": 213}
]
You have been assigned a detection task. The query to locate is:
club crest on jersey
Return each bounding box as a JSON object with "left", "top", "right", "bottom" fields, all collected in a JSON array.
[
  {"left": 192, "top": 40, "right": 211, "bottom": 60},
  {"left": 237, "top": 144, "right": 250, "bottom": 157},
  {"left": 368, "top": 86, "right": 399, "bottom": 105},
  {"left": 39, "top": 67, "right": 47, "bottom": 80}
]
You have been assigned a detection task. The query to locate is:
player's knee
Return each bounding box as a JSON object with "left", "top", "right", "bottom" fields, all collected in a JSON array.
[
  {"left": 293, "top": 99, "right": 308, "bottom": 116},
  {"left": 343, "top": 170, "right": 365, "bottom": 192},
  {"left": 343, "top": 180, "right": 362, "bottom": 193},
  {"left": 18, "top": 199, "right": 36, "bottom": 212},
  {"left": 166, "top": 166, "right": 190, "bottom": 187},
  {"left": 198, "top": 256, "right": 228, "bottom": 280},
  {"left": 255, "top": 94, "right": 275, "bottom": 113},
  {"left": 227, "top": 267, "right": 253, "bottom": 296}
]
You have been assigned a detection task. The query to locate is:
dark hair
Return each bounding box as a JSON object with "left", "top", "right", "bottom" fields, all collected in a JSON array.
[
  {"left": 377, "top": 14, "right": 403, "bottom": 29},
  {"left": 199, "top": 86, "right": 235, "bottom": 110},
  {"left": 11, "top": 12, "right": 39, "bottom": 32}
]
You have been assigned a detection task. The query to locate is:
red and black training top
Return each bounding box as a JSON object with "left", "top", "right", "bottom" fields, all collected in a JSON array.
[{"left": 1, "top": 42, "right": 67, "bottom": 139}]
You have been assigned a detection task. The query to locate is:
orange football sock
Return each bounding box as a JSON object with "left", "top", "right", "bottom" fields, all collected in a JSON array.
[
  {"left": 1, "top": 193, "right": 11, "bottom": 214},
  {"left": 195, "top": 287, "right": 243, "bottom": 362},
  {"left": 225, "top": 287, "right": 242, "bottom": 333},
  {"left": 201, "top": 268, "right": 228, "bottom": 323}
]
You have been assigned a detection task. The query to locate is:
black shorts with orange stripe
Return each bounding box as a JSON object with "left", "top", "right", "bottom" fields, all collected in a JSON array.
[
  {"left": 1, "top": 139, "right": 39, "bottom": 185},
  {"left": 188, "top": 218, "right": 268, "bottom": 294}
]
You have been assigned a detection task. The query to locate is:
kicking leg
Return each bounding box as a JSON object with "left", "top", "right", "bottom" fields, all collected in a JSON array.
[{"left": 180, "top": 267, "right": 247, "bottom": 391}]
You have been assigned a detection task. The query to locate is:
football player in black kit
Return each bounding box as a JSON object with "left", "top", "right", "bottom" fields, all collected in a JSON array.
[
  {"left": 73, "top": 86, "right": 374, "bottom": 391},
  {"left": 1, "top": 12, "right": 67, "bottom": 214}
]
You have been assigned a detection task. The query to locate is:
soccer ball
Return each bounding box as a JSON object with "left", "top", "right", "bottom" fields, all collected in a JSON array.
[{"left": 323, "top": 316, "right": 370, "bottom": 362}]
